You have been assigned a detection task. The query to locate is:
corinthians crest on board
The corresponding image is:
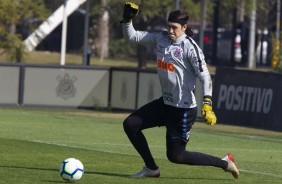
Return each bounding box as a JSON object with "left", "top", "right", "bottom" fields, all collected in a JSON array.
[{"left": 56, "top": 73, "right": 77, "bottom": 100}]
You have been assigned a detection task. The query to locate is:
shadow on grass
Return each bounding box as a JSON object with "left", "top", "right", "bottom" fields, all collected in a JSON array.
[
  {"left": 0, "top": 165, "right": 232, "bottom": 181},
  {"left": 159, "top": 176, "right": 232, "bottom": 181},
  {"left": 0, "top": 165, "right": 58, "bottom": 172},
  {"left": 86, "top": 171, "right": 232, "bottom": 181},
  {"left": 0, "top": 165, "right": 129, "bottom": 178},
  {"left": 86, "top": 171, "right": 129, "bottom": 178}
]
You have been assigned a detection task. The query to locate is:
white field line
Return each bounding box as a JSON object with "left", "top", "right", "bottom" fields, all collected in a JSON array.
[
  {"left": 29, "top": 139, "right": 282, "bottom": 178},
  {"left": 239, "top": 169, "right": 282, "bottom": 178},
  {"left": 194, "top": 131, "right": 282, "bottom": 142},
  {"left": 29, "top": 140, "right": 282, "bottom": 153},
  {"left": 29, "top": 140, "right": 137, "bottom": 156},
  {"left": 192, "top": 147, "right": 282, "bottom": 153}
]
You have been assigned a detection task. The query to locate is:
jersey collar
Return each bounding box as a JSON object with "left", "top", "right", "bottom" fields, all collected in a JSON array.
[{"left": 172, "top": 33, "right": 187, "bottom": 44}]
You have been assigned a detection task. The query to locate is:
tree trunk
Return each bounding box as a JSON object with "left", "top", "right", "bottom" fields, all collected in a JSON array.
[
  {"left": 238, "top": 0, "right": 245, "bottom": 22},
  {"left": 96, "top": 0, "right": 109, "bottom": 62},
  {"left": 9, "top": 24, "right": 16, "bottom": 34}
]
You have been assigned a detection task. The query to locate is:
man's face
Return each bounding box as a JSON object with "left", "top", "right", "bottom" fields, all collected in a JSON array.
[{"left": 167, "top": 22, "right": 187, "bottom": 41}]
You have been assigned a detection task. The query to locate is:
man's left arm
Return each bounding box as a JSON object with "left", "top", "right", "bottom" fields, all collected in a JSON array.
[
  {"left": 198, "top": 62, "right": 217, "bottom": 126},
  {"left": 188, "top": 43, "right": 217, "bottom": 125}
]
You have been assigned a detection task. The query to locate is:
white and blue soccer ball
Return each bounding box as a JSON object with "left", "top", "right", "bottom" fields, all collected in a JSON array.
[{"left": 59, "top": 158, "right": 84, "bottom": 182}]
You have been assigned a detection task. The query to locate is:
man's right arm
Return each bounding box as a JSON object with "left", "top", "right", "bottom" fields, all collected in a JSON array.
[
  {"left": 122, "top": 22, "right": 157, "bottom": 44},
  {"left": 121, "top": 2, "right": 157, "bottom": 45}
]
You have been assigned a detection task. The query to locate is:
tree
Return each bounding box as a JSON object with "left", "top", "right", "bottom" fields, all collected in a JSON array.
[
  {"left": 88, "top": 0, "right": 201, "bottom": 67},
  {"left": 0, "top": 0, "right": 48, "bottom": 62},
  {"left": 88, "top": 0, "right": 278, "bottom": 68},
  {"left": 90, "top": 0, "right": 110, "bottom": 61}
]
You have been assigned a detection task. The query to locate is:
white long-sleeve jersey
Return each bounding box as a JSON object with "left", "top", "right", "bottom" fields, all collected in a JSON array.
[{"left": 122, "top": 22, "right": 212, "bottom": 108}]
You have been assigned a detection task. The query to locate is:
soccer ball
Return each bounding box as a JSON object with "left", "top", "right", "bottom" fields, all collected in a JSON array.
[{"left": 59, "top": 158, "right": 84, "bottom": 182}]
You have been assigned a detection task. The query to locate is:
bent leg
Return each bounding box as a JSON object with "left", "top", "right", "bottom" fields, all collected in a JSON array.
[
  {"left": 123, "top": 98, "right": 165, "bottom": 170},
  {"left": 166, "top": 141, "right": 227, "bottom": 169},
  {"left": 123, "top": 115, "right": 158, "bottom": 170},
  {"left": 164, "top": 106, "right": 227, "bottom": 169}
]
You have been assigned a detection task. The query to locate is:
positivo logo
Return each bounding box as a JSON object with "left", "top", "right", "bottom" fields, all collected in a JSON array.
[
  {"left": 216, "top": 84, "right": 273, "bottom": 114},
  {"left": 56, "top": 73, "right": 77, "bottom": 100}
]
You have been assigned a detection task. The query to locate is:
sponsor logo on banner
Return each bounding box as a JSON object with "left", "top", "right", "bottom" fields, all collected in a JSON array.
[{"left": 216, "top": 84, "right": 273, "bottom": 114}]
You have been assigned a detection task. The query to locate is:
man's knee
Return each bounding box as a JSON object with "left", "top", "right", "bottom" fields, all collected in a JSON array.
[
  {"left": 123, "top": 116, "right": 142, "bottom": 133},
  {"left": 123, "top": 116, "right": 133, "bottom": 132},
  {"left": 167, "top": 151, "right": 183, "bottom": 164}
]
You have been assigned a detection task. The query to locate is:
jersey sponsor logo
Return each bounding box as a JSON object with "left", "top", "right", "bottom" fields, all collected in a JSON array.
[
  {"left": 163, "top": 96, "right": 173, "bottom": 102},
  {"left": 217, "top": 84, "right": 273, "bottom": 113},
  {"left": 157, "top": 59, "right": 175, "bottom": 72},
  {"left": 163, "top": 91, "right": 174, "bottom": 102}
]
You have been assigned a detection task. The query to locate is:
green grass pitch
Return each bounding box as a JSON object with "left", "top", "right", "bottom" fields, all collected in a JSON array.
[{"left": 0, "top": 107, "right": 282, "bottom": 184}]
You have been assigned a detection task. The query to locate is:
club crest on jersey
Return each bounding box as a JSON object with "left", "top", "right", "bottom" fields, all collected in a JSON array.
[{"left": 172, "top": 47, "right": 183, "bottom": 60}]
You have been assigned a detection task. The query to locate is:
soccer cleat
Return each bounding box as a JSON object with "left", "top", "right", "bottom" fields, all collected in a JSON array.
[
  {"left": 222, "top": 153, "right": 240, "bottom": 179},
  {"left": 131, "top": 167, "right": 160, "bottom": 178}
]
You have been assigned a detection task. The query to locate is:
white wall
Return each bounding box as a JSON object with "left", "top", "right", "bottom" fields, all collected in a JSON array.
[
  {"left": 0, "top": 66, "right": 20, "bottom": 105},
  {"left": 0, "top": 65, "right": 203, "bottom": 117},
  {"left": 23, "top": 67, "right": 109, "bottom": 107}
]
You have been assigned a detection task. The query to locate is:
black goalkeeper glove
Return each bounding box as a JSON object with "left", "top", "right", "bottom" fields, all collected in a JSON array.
[{"left": 120, "top": 2, "right": 139, "bottom": 23}]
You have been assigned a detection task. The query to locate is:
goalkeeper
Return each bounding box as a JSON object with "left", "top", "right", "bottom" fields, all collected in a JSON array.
[{"left": 121, "top": 2, "right": 239, "bottom": 179}]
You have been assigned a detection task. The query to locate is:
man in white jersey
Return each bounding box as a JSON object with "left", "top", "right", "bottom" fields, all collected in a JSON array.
[{"left": 121, "top": 2, "right": 239, "bottom": 179}]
